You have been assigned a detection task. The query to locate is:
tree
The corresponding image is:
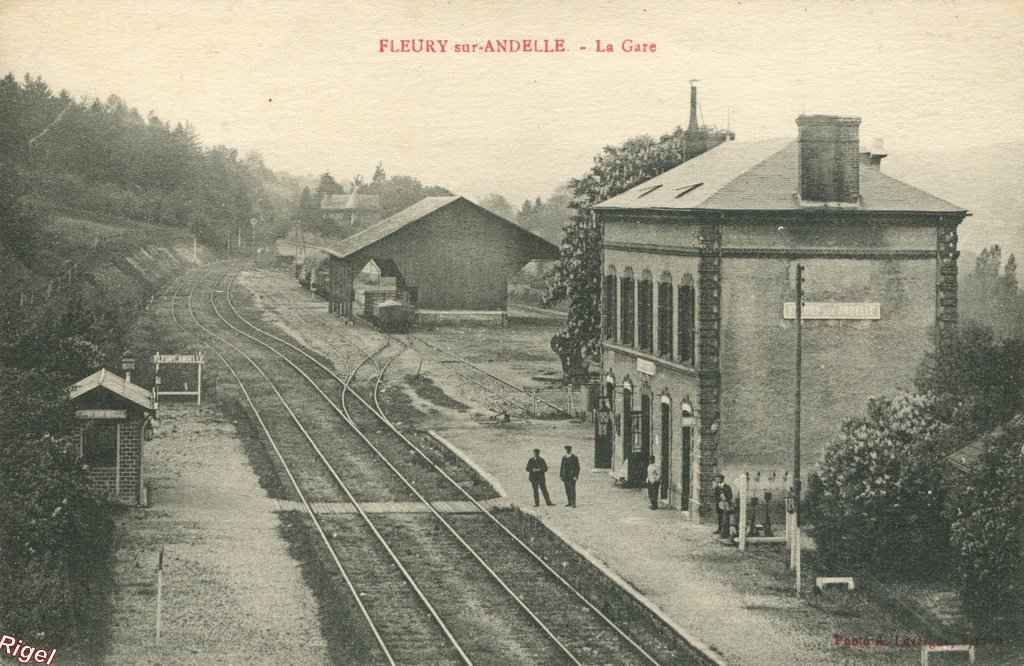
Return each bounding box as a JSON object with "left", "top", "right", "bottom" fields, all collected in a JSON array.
[
  {"left": 959, "top": 245, "right": 1024, "bottom": 339},
  {"left": 516, "top": 184, "right": 571, "bottom": 244},
  {"left": 478, "top": 193, "right": 514, "bottom": 220},
  {"left": 804, "top": 393, "right": 950, "bottom": 575},
  {"left": 544, "top": 125, "right": 733, "bottom": 376},
  {"left": 948, "top": 415, "right": 1024, "bottom": 634},
  {"left": 916, "top": 323, "right": 1024, "bottom": 435},
  {"left": 356, "top": 167, "right": 451, "bottom": 218}
]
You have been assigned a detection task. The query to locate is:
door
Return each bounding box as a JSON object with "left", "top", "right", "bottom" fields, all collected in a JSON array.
[
  {"left": 594, "top": 412, "right": 613, "bottom": 469},
  {"left": 622, "top": 388, "right": 632, "bottom": 464},
  {"left": 660, "top": 403, "right": 671, "bottom": 500},
  {"left": 628, "top": 395, "right": 651, "bottom": 486},
  {"left": 681, "top": 426, "right": 692, "bottom": 510}
]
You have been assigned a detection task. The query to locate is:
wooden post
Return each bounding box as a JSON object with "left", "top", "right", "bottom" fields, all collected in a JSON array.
[
  {"left": 155, "top": 548, "right": 164, "bottom": 641},
  {"left": 737, "top": 473, "right": 748, "bottom": 551},
  {"left": 794, "top": 264, "right": 804, "bottom": 596},
  {"left": 196, "top": 361, "right": 202, "bottom": 405},
  {"left": 795, "top": 526, "right": 802, "bottom": 597}
]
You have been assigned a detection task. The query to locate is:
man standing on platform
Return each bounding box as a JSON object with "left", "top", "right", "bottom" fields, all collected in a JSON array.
[
  {"left": 560, "top": 445, "right": 580, "bottom": 507},
  {"left": 712, "top": 474, "right": 733, "bottom": 536},
  {"left": 526, "top": 448, "right": 554, "bottom": 507},
  {"left": 646, "top": 455, "right": 661, "bottom": 510}
]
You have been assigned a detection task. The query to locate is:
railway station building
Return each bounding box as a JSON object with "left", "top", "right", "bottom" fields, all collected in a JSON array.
[
  {"left": 323, "top": 196, "right": 558, "bottom": 323},
  {"left": 592, "top": 115, "right": 966, "bottom": 520}
]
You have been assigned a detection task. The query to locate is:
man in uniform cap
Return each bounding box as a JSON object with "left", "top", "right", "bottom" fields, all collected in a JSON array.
[{"left": 559, "top": 445, "right": 580, "bottom": 507}]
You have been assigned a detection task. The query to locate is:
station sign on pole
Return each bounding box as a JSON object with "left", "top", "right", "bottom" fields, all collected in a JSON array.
[{"left": 153, "top": 352, "right": 205, "bottom": 406}]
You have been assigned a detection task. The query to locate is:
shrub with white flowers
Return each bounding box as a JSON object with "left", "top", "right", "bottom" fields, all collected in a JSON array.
[
  {"left": 948, "top": 415, "right": 1024, "bottom": 634},
  {"left": 805, "top": 393, "right": 951, "bottom": 575}
]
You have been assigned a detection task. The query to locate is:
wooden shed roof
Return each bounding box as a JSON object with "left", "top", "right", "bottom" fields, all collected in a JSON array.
[
  {"left": 69, "top": 369, "right": 154, "bottom": 410},
  {"left": 323, "top": 196, "right": 559, "bottom": 261}
]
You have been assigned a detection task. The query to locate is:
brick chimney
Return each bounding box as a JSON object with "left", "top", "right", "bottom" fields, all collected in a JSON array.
[
  {"left": 796, "top": 115, "right": 861, "bottom": 203},
  {"left": 859, "top": 137, "right": 887, "bottom": 170},
  {"left": 687, "top": 81, "right": 699, "bottom": 133}
]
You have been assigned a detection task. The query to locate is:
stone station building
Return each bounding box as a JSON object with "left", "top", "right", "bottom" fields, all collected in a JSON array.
[{"left": 592, "top": 115, "right": 966, "bottom": 520}]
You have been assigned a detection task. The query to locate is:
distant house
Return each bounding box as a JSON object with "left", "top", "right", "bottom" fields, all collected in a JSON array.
[
  {"left": 323, "top": 196, "right": 559, "bottom": 323},
  {"left": 592, "top": 114, "right": 966, "bottom": 519},
  {"left": 321, "top": 193, "right": 382, "bottom": 231}
]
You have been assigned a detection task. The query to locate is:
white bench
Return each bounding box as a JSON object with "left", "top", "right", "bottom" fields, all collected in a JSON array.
[
  {"left": 921, "top": 644, "right": 975, "bottom": 665},
  {"left": 815, "top": 576, "right": 855, "bottom": 591}
]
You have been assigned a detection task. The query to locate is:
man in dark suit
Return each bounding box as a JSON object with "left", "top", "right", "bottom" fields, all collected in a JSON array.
[
  {"left": 526, "top": 448, "right": 554, "bottom": 507},
  {"left": 559, "top": 445, "right": 580, "bottom": 507},
  {"left": 712, "top": 474, "right": 733, "bottom": 536}
]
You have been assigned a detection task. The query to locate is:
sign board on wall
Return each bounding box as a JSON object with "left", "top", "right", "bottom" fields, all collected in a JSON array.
[
  {"left": 76, "top": 409, "right": 127, "bottom": 420},
  {"left": 636, "top": 358, "right": 656, "bottom": 376},
  {"left": 783, "top": 302, "right": 880, "bottom": 320}
]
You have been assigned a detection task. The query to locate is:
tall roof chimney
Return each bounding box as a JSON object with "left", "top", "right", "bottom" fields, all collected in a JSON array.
[
  {"left": 796, "top": 115, "right": 861, "bottom": 203},
  {"left": 687, "top": 80, "right": 699, "bottom": 133}
]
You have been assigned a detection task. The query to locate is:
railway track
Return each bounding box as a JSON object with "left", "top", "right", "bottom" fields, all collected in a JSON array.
[
  {"left": 170, "top": 260, "right": 713, "bottom": 665},
  {"left": 248, "top": 268, "right": 570, "bottom": 419}
]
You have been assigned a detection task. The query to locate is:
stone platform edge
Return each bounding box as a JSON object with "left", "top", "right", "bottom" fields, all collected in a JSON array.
[
  {"left": 426, "top": 429, "right": 728, "bottom": 666},
  {"left": 428, "top": 429, "right": 510, "bottom": 499}
]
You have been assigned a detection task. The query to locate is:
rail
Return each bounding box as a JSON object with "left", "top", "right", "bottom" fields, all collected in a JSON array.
[{"left": 228, "top": 266, "right": 669, "bottom": 665}]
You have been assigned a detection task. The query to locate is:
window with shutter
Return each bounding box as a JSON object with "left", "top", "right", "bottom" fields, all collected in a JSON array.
[
  {"left": 604, "top": 274, "right": 617, "bottom": 340},
  {"left": 678, "top": 283, "right": 695, "bottom": 364},
  {"left": 657, "top": 281, "right": 673, "bottom": 356},
  {"left": 620, "top": 276, "right": 634, "bottom": 346},
  {"left": 638, "top": 277, "right": 653, "bottom": 351}
]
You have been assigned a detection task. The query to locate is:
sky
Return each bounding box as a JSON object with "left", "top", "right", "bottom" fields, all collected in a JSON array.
[{"left": 2, "top": 0, "right": 1023, "bottom": 205}]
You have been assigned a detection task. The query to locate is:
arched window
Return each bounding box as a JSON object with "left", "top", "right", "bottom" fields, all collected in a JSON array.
[
  {"left": 657, "top": 271, "right": 673, "bottom": 357},
  {"left": 678, "top": 274, "right": 696, "bottom": 364},
  {"left": 638, "top": 269, "right": 653, "bottom": 352},
  {"left": 604, "top": 267, "right": 617, "bottom": 341},
  {"left": 620, "top": 268, "right": 635, "bottom": 346}
]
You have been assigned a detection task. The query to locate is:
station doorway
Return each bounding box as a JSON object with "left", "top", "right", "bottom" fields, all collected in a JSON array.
[{"left": 659, "top": 401, "right": 670, "bottom": 500}]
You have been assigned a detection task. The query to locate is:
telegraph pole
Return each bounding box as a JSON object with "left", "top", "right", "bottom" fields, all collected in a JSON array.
[{"left": 794, "top": 263, "right": 805, "bottom": 596}]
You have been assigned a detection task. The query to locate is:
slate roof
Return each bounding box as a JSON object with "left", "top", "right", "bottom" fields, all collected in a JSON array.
[
  {"left": 322, "top": 194, "right": 381, "bottom": 211},
  {"left": 69, "top": 369, "right": 154, "bottom": 411},
  {"left": 593, "top": 139, "right": 965, "bottom": 214},
  {"left": 323, "top": 196, "right": 558, "bottom": 260}
]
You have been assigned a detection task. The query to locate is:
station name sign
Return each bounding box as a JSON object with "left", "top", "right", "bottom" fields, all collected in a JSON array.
[
  {"left": 153, "top": 353, "right": 205, "bottom": 364},
  {"left": 783, "top": 302, "right": 880, "bottom": 320},
  {"left": 636, "top": 358, "right": 657, "bottom": 376},
  {"left": 76, "top": 409, "right": 127, "bottom": 420}
]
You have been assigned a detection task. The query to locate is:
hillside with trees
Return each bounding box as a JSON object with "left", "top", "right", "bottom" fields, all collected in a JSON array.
[
  {"left": 0, "top": 72, "right": 304, "bottom": 652},
  {"left": 0, "top": 72, "right": 303, "bottom": 285}
]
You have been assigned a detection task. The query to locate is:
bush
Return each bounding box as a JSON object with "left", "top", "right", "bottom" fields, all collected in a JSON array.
[
  {"left": 805, "top": 393, "right": 950, "bottom": 576},
  {"left": 948, "top": 416, "right": 1024, "bottom": 633}
]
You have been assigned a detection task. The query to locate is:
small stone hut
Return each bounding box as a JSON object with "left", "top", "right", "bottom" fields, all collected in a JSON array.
[{"left": 69, "top": 368, "right": 155, "bottom": 505}]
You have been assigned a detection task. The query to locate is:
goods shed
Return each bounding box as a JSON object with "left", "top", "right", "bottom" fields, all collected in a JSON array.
[{"left": 324, "top": 196, "right": 558, "bottom": 323}]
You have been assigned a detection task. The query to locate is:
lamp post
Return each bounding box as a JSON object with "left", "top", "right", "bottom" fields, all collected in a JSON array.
[
  {"left": 793, "top": 263, "right": 805, "bottom": 596},
  {"left": 121, "top": 349, "right": 136, "bottom": 383}
]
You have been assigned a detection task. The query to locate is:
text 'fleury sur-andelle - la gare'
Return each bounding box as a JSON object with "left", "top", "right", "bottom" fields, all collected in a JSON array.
[{"left": 378, "top": 39, "right": 657, "bottom": 54}]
